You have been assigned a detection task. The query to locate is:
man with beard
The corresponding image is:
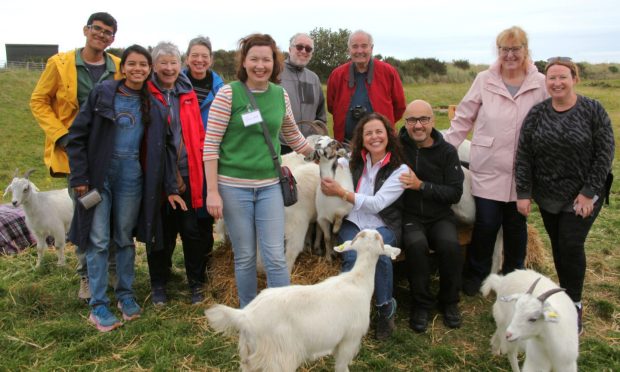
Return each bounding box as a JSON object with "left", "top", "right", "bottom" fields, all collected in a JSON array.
[
  {"left": 279, "top": 33, "right": 326, "bottom": 154},
  {"left": 327, "top": 30, "right": 405, "bottom": 143},
  {"left": 398, "top": 100, "right": 464, "bottom": 333}
]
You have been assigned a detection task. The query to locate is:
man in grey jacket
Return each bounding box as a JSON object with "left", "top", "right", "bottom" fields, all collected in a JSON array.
[{"left": 280, "top": 33, "right": 326, "bottom": 153}]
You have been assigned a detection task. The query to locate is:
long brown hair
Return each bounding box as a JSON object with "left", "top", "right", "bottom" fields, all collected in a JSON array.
[
  {"left": 235, "top": 33, "right": 283, "bottom": 84},
  {"left": 349, "top": 112, "right": 404, "bottom": 172}
]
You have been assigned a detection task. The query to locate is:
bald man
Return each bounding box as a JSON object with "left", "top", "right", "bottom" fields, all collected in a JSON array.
[{"left": 398, "top": 100, "right": 464, "bottom": 333}]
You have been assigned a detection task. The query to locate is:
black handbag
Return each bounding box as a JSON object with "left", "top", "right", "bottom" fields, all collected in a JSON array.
[{"left": 241, "top": 83, "right": 298, "bottom": 206}]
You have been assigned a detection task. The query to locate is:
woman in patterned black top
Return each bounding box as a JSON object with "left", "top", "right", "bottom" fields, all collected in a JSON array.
[{"left": 515, "top": 58, "right": 615, "bottom": 335}]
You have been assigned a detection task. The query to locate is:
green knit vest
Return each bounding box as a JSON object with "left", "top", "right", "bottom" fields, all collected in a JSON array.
[{"left": 218, "top": 81, "right": 285, "bottom": 179}]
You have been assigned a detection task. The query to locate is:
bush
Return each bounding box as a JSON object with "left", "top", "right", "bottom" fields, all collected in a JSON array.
[
  {"left": 609, "top": 66, "right": 619, "bottom": 73},
  {"left": 453, "top": 59, "right": 470, "bottom": 70}
]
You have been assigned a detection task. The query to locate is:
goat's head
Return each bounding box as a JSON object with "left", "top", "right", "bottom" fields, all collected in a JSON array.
[
  {"left": 500, "top": 277, "right": 566, "bottom": 342},
  {"left": 4, "top": 169, "right": 38, "bottom": 207},
  {"left": 305, "top": 136, "right": 348, "bottom": 163},
  {"left": 335, "top": 229, "right": 401, "bottom": 260}
]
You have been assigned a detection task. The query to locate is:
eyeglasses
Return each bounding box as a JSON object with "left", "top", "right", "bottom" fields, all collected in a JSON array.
[
  {"left": 547, "top": 56, "right": 572, "bottom": 63},
  {"left": 499, "top": 46, "right": 523, "bottom": 55},
  {"left": 87, "top": 24, "right": 115, "bottom": 38},
  {"left": 294, "top": 44, "right": 313, "bottom": 53},
  {"left": 405, "top": 116, "right": 432, "bottom": 126}
]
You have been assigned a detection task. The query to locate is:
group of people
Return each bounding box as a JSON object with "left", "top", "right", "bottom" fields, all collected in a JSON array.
[{"left": 29, "top": 11, "right": 614, "bottom": 340}]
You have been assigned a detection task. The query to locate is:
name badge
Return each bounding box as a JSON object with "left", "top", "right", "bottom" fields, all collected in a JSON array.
[{"left": 242, "top": 110, "right": 263, "bottom": 127}]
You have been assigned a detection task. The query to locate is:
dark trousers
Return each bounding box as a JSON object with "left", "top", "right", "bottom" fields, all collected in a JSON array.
[
  {"left": 467, "top": 197, "right": 527, "bottom": 282},
  {"left": 540, "top": 202, "right": 602, "bottom": 303},
  {"left": 147, "top": 177, "right": 214, "bottom": 289},
  {"left": 402, "top": 216, "right": 462, "bottom": 310}
]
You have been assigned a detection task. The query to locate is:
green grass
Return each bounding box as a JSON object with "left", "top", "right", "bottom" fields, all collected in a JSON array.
[{"left": 1, "top": 68, "right": 619, "bottom": 371}]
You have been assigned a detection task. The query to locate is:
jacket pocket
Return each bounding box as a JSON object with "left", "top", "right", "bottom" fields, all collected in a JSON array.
[{"left": 470, "top": 135, "right": 495, "bottom": 173}]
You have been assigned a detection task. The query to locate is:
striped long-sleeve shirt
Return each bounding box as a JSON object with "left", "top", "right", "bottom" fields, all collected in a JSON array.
[{"left": 204, "top": 83, "right": 308, "bottom": 187}]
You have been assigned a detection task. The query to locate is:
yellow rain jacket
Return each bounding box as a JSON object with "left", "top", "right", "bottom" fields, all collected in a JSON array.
[{"left": 30, "top": 49, "right": 121, "bottom": 176}]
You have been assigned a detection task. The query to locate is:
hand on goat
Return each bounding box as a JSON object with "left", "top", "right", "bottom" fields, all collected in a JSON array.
[
  {"left": 320, "top": 177, "right": 344, "bottom": 197},
  {"left": 399, "top": 167, "right": 422, "bottom": 190},
  {"left": 168, "top": 194, "right": 188, "bottom": 211},
  {"left": 517, "top": 199, "right": 531, "bottom": 217},
  {"left": 573, "top": 193, "right": 594, "bottom": 218}
]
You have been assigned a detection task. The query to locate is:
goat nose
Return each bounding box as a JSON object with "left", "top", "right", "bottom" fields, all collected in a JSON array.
[
  {"left": 12, "top": 201, "right": 17, "bottom": 206},
  {"left": 505, "top": 331, "right": 512, "bottom": 340}
]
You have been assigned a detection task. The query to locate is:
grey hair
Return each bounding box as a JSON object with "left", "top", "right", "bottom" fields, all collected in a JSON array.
[
  {"left": 186, "top": 35, "right": 212, "bottom": 55},
  {"left": 151, "top": 41, "right": 181, "bottom": 63},
  {"left": 289, "top": 33, "right": 313, "bottom": 47},
  {"left": 347, "top": 30, "right": 373, "bottom": 47}
]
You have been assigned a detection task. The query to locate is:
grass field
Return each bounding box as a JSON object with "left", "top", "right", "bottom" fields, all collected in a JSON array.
[{"left": 0, "top": 68, "right": 618, "bottom": 371}]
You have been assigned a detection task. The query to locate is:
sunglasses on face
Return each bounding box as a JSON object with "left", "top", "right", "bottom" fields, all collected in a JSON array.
[
  {"left": 294, "top": 44, "right": 313, "bottom": 53},
  {"left": 547, "top": 56, "right": 572, "bottom": 63}
]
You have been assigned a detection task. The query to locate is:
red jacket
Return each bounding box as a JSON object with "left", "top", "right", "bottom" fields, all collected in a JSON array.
[
  {"left": 327, "top": 59, "right": 406, "bottom": 142},
  {"left": 148, "top": 81, "right": 205, "bottom": 209}
]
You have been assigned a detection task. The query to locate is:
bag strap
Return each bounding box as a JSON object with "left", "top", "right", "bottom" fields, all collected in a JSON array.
[{"left": 241, "top": 82, "right": 285, "bottom": 179}]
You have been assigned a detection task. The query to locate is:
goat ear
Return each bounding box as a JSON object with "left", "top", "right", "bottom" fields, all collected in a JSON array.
[
  {"left": 334, "top": 241, "right": 352, "bottom": 253},
  {"left": 336, "top": 147, "right": 348, "bottom": 158},
  {"left": 542, "top": 304, "right": 561, "bottom": 323},
  {"left": 384, "top": 245, "right": 401, "bottom": 260},
  {"left": 304, "top": 150, "right": 319, "bottom": 162},
  {"left": 499, "top": 294, "right": 520, "bottom": 302}
]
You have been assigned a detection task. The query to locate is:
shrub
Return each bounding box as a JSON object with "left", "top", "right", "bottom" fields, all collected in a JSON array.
[
  {"left": 609, "top": 65, "right": 619, "bottom": 73},
  {"left": 453, "top": 59, "right": 470, "bottom": 70}
]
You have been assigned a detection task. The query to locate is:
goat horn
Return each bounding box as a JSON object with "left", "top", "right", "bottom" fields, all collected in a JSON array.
[
  {"left": 13, "top": 168, "right": 19, "bottom": 178},
  {"left": 23, "top": 168, "right": 36, "bottom": 179},
  {"left": 526, "top": 277, "right": 542, "bottom": 295},
  {"left": 537, "top": 287, "right": 566, "bottom": 302}
]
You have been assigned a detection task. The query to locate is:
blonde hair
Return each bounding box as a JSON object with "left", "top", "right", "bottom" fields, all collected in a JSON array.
[{"left": 496, "top": 26, "right": 531, "bottom": 70}]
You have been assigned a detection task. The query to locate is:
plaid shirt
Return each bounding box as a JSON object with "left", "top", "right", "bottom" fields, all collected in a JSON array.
[{"left": 0, "top": 204, "right": 36, "bottom": 255}]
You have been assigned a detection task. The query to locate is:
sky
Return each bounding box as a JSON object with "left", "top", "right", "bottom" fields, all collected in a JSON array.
[{"left": 1, "top": 0, "right": 619, "bottom": 64}]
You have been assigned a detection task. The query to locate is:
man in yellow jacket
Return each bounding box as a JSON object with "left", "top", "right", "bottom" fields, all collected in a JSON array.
[{"left": 30, "top": 12, "right": 122, "bottom": 301}]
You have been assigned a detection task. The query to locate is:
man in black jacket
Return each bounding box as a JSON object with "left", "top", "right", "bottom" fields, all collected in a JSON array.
[{"left": 399, "top": 100, "right": 464, "bottom": 333}]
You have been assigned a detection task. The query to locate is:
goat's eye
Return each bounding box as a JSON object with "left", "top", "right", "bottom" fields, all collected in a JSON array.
[
  {"left": 528, "top": 318, "right": 538, "bottom": 323},
  {"left": 23, "top": 187, "right": 29, "bottom": 193}
]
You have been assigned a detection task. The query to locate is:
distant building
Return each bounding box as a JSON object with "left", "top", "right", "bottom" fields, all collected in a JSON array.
[{"left": 6, "top": 44, "right": 58, "bottom": 62}]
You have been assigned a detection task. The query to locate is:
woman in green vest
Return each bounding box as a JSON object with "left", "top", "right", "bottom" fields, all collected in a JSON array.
[{"left": 203, "top": 34, "right": 314, "bottom": 307}]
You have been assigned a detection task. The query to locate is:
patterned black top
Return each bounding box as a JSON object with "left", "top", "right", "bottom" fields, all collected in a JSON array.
[{"left": 515, "top": 95, "right": 615, "bottom": 213}]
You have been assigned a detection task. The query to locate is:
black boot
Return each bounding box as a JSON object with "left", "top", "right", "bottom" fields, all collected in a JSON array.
[{"left": 375, "top": 298, "right": 397, "bottom": 340}]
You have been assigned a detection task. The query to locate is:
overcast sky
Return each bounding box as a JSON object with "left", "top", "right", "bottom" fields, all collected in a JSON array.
[{"left": 2, "top": 0, "right": 619, "bottom": 64}]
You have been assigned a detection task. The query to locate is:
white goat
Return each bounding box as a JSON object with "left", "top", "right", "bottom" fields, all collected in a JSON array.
[
  {"left": 481, "top": 269, "right": 578, "bottom": 372},
  {"left": 205, "top": 229, "right": 401, "bottom": 372},
  {"left": 308, "top": 136, "right": 354, "bottom": 260},
  {"left": 3, "top": 169, "right": 73, "bottom": 267}
]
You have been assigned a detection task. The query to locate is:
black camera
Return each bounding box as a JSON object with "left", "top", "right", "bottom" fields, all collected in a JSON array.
[{"left": 350, "top": 105, "right": 367, "bottom": 120}]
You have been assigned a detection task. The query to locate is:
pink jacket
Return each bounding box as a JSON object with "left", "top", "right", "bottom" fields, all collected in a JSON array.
[{"left": 443, "top": 61, "right": 548, "bottom": 202}]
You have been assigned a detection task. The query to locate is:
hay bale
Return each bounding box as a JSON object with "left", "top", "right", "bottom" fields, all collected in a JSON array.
[
  {"left": 206, "top": 241, "right": 340, "bottom": 308},
  {"left": 456, "top": 223, "right": 547, "bottom": 271},
  {"left": 524, "top": 224, "right": 547, "bottom": 270}
]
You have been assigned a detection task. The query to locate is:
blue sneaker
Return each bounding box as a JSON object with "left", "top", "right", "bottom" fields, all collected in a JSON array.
[
  {"left": 89, "top": 305, "right": 122, "bottom": 332},
  {"left": 117, "top": 298, "right": 142, "bottom": 321}
]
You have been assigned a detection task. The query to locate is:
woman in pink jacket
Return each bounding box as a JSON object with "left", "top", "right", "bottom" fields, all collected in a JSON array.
[{"left": 443, "top": 26, "right": 548, "bottom": 295}]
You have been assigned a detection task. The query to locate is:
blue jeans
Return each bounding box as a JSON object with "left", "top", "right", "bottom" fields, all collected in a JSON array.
[
  {"left": 467, "top": 197, "right": 527, "bottom": 282},
  {"left": 338, "top": 219, "right": 395, "bottom": 307},
  {"left": 87, "top": 156, "right": 142, "bottom": 307},
  {"left": 220, "top": 183, "right": 289, "bottom": 308}
]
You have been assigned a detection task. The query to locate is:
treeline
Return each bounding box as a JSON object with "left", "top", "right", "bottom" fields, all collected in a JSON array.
[{"left": 102, "top": 27, "right": 618, "bottom": 82}]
